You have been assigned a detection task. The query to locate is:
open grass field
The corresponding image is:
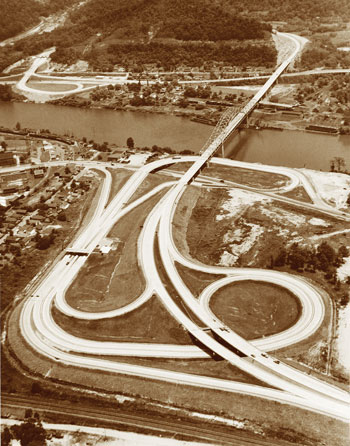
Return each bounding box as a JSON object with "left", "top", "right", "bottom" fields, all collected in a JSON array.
[
  {"left": 26, "top": 82, "right": 78, "bottom": 92},
  {"left": 65, "top": 188, "right": 167, "bottom": 313},
  {"left": 185, "top": 187, "right": 234, "bottom": 265},
  {"left": 127, "top": 172, "right": 172, "bottom": 203},
  {"left": 210, "top": 280, "right": 300, "bottom": 340},
  {"left": 279, "top": 185, "right": 313, "bottom": 203},
  {"left": 176, "top": 262, "right": 225, "bottom": 298},
  {"left": 7, "top": 303, "right": 349, "bottom": 446},
  {"left": 53, "top": 294, "right": 192, "bottom": 344},
  {"left": 203, "top": 164, "right": 291, "bottom": 189},
  {"left": 83, "top": 354, "right": 267, "bottom": 386},
  {"left": 168, "top": 161, "right": 291, "bottom": 189},
  {"left": 105, "top": 168, "right": 132, "bottom": 207}
]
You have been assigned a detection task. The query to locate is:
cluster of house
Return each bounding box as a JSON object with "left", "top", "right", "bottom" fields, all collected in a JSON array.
[
  {"left": 128, "top": 64, "right": 269, "bottom": 81},
  {"left": 0, "top": 172, "right": 30, "bottom": 195},
  {"left": 0, "top": 136, "right": 29, "bottom": 166},
  {"left": 0, "top": 206, "right": 58, "bottom": 268},
  {"left": 0, "top": 134, "right": 78, "bottom": 167},
  {"left": 0, "top": 168, "right": 48, "bottom": 206},
  {"left": 0, "top": 166, "right": 95, "bottom": 269},
  {"left": 30, "top": 140, "right": 77, "bottom": 163}
]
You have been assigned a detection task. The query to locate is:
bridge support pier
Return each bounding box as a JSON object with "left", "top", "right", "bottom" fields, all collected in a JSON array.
[{"left": 221, "top": 142, "right": 225, "bottom": 158}]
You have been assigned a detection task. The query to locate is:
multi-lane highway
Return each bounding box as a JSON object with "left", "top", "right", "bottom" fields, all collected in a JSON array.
[
  {"left": 2, "top": 153, "right": 347, "bottom": 422},
  {"left": 2, "top": 28, "right": 350, "bottom": 429}
]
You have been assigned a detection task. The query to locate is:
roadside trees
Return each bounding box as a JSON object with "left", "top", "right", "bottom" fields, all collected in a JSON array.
[
  {"left": 126, "top": 137, "right": 135, "bottom": 149},
  {"left": 10, "top": 417, "right": 47, "bottom": 446}
]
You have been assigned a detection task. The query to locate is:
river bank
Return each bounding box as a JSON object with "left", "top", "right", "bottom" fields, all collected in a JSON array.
[
  {"left": 0, "top": 101, "right": 349, "bottom": 171},
  {"left": 46, "top": 94, "right": 344, "bottom": 136}
]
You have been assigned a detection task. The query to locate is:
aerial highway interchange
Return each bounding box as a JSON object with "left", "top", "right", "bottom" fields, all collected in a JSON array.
[
  {"left": 1, "top": 29, "right": 349, "bottom": 442},
  {"left": 2, "top": 152, "right": 348, "bottom": 423}
]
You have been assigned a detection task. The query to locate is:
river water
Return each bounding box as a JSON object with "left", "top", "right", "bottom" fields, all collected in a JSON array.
[{"left": 0, "top": 102, "right": 349, "bottom": 171}]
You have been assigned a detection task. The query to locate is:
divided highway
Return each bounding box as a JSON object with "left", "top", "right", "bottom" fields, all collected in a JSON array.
[
  {"left": 5, "top": 154, "right": 347, "bottom": 422},
  {"left": 3, "top": 29, "right": 349, "bottom": 426}
]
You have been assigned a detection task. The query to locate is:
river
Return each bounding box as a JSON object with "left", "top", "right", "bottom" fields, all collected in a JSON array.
[{"left": 0, "top": 102, "right": 349, "bottom": 171}]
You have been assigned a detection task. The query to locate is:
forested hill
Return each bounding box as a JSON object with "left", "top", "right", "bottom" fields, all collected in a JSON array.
[
  {"left": 220, "top": 0, "right": 350, "bottom": 22},
  {"left": 67, "top": 0, "right": 271, "bottom": 42},
  {"left": 0, "top": 0, "right": 276, "bottom": 72},
  {"left": 0, "top": 0, "right": 77, "bottom": 42}
]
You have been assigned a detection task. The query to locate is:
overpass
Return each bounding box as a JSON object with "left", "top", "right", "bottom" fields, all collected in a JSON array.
[
  {"left": 66, "top": 248, "right": 90, "bottom": 256},
  {"left": 178, "top": 32, "right": 301, "bottom": 185}
]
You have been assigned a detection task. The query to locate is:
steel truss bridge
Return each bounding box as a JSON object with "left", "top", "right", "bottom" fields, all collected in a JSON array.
[{"left": 183, "top": 33, "right": 301, "bottom": 185}]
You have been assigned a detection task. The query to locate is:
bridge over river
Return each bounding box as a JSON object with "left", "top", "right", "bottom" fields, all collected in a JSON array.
[{"left": 180, "top": 32, "right": 302, "bottom": 185}]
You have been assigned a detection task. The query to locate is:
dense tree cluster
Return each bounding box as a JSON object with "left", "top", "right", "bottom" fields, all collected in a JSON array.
[
  {"left": 0, "top": 85, "right": 13, "bottom": 101},
  {"left": 274, "top": 241, "right": 348, "bottom": 272},
  {"left": 0, "top": 0, "right": 275, "bottom": 72},
  {"left": 0, "top": 0, "right": 77, "bottom": 41},
  {"left": 219, "top": 0, "right": 350, "bottom": 22},
  {"left": 272, "top": 241, "right": 349, "bottom": 305},
  {"left": 68, "top": 0, "right": 271, "bottom": 42},
  {"left": 299, "top": 40, "right": 350, "bottom": 69},
  {"left": 100, "top": 42, "right": 276, "bottom": 71},
  {"left": 1, "top": 411, "right": 47, "bottom": 446}
]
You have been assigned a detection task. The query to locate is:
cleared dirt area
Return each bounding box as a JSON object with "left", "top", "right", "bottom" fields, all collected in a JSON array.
[
  {"left": 210, "top": 280, "right": 300, "bottom": 340},
  {"left": 184, "top": 187, "right": 346, "bottom": 268}
]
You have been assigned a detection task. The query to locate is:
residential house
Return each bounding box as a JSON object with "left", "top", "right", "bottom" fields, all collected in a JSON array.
[
  {"left": 0, "top": 152, "right": 15, "bottom": 166},
  {"left": 33, "top": 169, "right": 45, "bottom": 178}
]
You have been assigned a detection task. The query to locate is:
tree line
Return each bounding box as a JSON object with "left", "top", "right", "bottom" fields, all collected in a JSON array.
[
  {"left": 68, "top": 0, "right": 271, "bottom": 42},
  {"left": 0, "top": 0, "right": 274, "bottom": 73},
  {"left": 272, "top": 241, "right": 349, "bottom": 306},
  {"left": 0, "top": 0, "right": 77, "bottom": 41}
]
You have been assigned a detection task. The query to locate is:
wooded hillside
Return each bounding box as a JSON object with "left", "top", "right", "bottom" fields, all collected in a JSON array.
[
  {"left": 67, "top": 0, "right": 271, "bottom": 42},
  {"left": 0, "top": 0, "right": 76, "bottom": 41}
]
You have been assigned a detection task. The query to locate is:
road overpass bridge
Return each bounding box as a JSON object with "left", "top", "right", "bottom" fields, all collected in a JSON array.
[{"left": 66, "top": 248, "right": 90, "bottom": 256}]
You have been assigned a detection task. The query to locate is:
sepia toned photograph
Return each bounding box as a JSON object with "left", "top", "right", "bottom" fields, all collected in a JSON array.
[{"left": 0, "top": 1, "right": 349, "bottom": 445}]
